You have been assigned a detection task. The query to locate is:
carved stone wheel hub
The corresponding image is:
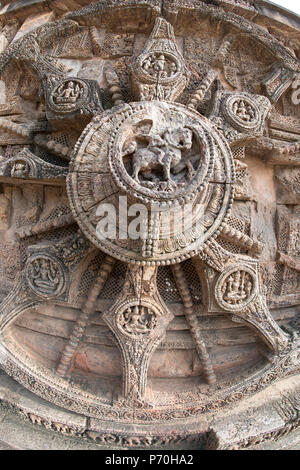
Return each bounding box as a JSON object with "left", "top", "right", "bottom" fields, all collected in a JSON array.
[{"left": 67, "top": 101, "right": 234, "bottom": 264}]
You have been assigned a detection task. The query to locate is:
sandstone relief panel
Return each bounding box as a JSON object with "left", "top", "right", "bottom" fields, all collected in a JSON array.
[{"left": 0, "top": 0, "right": 298, "bottom": 448}]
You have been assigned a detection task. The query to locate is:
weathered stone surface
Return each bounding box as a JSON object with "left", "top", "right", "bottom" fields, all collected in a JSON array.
[
  {"left": 0, "top": 0, "right": 298, "bottom": 450},
  {"left": 275, "top": 166, "right": 300, "bottom": 204},
  {"left": 0, "top": 366, "right": 300, "bottom": 450},
  {"left": 12, "top": 11, "right": 55, "bottom": 42}
]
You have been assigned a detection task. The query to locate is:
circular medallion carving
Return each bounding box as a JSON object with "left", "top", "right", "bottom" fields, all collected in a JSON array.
[
  {"left": 116, "top": 301, "right": 159, "bottom": 338},
  {"left": 215, "top": 265, "right": 258, "bottom": 311},
  {"left": 140, "top": 52, "right": 181, "bottom": 81},
  {"left": 49, "top": 78, "right": 89, "bottom": 114},
  {"left": 25, "top": 254, "right": 66, "bottom": 298},
  {"left": 108, "top": 102, "right": 215, "bottom": 204},
  {"left": 67, "top": 101, "right": 234, "bottom": 264},
  {"left": 223, "top": 95, "right": 260, "bottom": 131}
]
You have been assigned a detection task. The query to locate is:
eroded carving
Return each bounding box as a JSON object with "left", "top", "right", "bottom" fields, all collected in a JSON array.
[
  {"left": 68, "top": 99, "right": 234, "bottom": 264},
  {"left": 103, "top": 264, "right": 173, "bottom": 402},
  {"left": 130, "top": 17, "right": 190, "bottom": 102},
  {"left": 25, "top": 254, "right": 66, "bottom": 299},
  {"left": 0, "top": 2, "right": 298, "bottom": 449},
  {"left": 49, "top": 79, "right": 89, "bottom": 113},
  {"left": 215, "top": 265, "right": 258, "bottom": 310}
]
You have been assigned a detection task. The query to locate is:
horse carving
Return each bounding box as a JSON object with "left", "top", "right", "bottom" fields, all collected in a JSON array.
[{"left": 122, "top": 127, "right": 193, "bottom": 183}]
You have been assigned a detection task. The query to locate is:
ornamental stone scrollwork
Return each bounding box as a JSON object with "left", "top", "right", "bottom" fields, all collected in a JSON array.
[
  {"left": 210, "top": 260, "right": 289, "bottom": 353},
  {"left": 222, "top": 95, "right": 260, "bottom": 132},
  {"left": 10, "top": 159, "right": 31, "bottom": 179},
  {"left": 0, "top": 149, "right": 68, "bottom": 182},
  {"left": 262, "top": 65, "right": 298, "bottom": 102},
  {"left": 130, "top": 17, "right": 190, "bottom": 102},
  {"left": 0, "top": 231, "right": 91, "bottom": 333},
  {"left": 103, "top": 264, "right": 173, "bottom": 402},
  {"left": 116, "top": 302, "right": 159, "bottom": 338},
  {"left": 141, "top": 53, "right": 178, "bottom": 79},
  {"left": 0, "top": 1, "right": 298, "bottom": 449},
  {"left": 67, "top": 100, "right": 234, "bottom": 264}
]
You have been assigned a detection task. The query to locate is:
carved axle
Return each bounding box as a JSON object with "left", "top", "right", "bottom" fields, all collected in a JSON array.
[
  {"left": 219, "top": 223, "right": 263, "bottom": 255},
  {"left": 187, "top": 70, "right": 217, "bottom": 110},
  {"left": 171, "top": 263, "right": 216, "bottom": 385},
  {"left": 104, "top": 63, "right": 124, "bottom": 106},
  {"left": 16, "top": 213, "right": 75, "bottom": 239},
  {"left": 56, "top": 255, "right": 115, "bottom": 377}
]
